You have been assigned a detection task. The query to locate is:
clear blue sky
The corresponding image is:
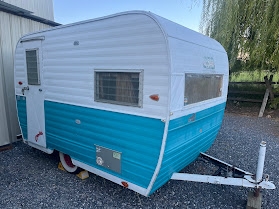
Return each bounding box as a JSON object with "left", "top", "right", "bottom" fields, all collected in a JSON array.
[{"left": 53, "top": 0, "right": 203, "bottom": 32}]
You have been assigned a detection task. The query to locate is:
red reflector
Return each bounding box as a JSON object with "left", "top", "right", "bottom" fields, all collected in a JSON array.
[
  {"left": 149, "top": 94, "right": 159, "bottom": 101},
  {"left": 18, "top": 81, "right": 23, "bottom": 85},
  {"left": 121, "top": 181, "right": 129, "bottom": 188}
]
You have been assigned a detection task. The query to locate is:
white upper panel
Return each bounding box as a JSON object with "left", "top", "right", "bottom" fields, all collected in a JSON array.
[
  {"left": 153, "top": 13, "right": 226, "bottom": 53},
  {"left": 150, "top": 13, "right": 228, "bottom": 118},
  {"left": 15, "top": 11, "right": 229, "bottom": 119},
  {"left": 15, "top": 12, "right": 170, "bottom": 119}
]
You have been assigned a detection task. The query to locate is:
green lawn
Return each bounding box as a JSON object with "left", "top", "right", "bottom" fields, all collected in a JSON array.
[{"left": 230, "top": 71, "right": 279, "bottom": 82}]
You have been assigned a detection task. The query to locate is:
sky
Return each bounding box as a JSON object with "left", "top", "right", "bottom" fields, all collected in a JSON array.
[{"left": 53, "top": 0, "right": 203, "bottom": 32}]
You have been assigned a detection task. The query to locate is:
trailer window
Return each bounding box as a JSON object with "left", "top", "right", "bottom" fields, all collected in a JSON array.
[
  {"left": 184, "top": 74, "right": 223, "bottom": 105},
  {"left": 95, "top": 71, "right": 142, "bottom": 107},
  {"left": 25, "top": 49, "right": 40, "bottom": 85}
]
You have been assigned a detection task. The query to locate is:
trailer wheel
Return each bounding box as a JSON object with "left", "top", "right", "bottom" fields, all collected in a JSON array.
[{"left": 59, "top": 152, "right": 80, "bottom": 173}]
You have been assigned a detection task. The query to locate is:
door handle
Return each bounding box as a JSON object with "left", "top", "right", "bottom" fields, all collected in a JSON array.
[{"left": 21, "top": 86, "right": 29, "bottom": 95}]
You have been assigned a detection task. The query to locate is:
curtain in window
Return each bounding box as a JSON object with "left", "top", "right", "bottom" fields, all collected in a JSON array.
[
  {"left": 95, "top": 72, "right": 140, "bottom": 106},
  {"left": 116, "top": 73, "right": 138, "bottom": 104}
]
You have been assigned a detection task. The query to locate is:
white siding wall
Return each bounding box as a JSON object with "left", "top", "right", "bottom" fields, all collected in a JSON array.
[
  {"left": 2, "top": 0, "right": 54, "bottom": 20},
  {"left": 0, "top": 4, "right": 53, "bottom": 146},
  {"left": 168, "top": 37, "right": 229, "bottom": 119},
  {"left": 153, "top": 13, "right": 229, "bottom": 119},
  {"left": 15, "top": 14, "right": 170, "bottom": 119}
]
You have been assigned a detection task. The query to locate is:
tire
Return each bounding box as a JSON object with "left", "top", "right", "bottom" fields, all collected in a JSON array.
[{"left": 59, "top": 152, "right": 81, "bottom": 174}]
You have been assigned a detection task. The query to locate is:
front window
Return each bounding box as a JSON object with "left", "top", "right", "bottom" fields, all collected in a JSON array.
[{"left": 184, "top": 74, "right": 223, "bottom": 105}]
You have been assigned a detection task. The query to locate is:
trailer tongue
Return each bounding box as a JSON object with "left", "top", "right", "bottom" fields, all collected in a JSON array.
[{"left": 171, "top": 141, "right": 275, "bottom": 208}]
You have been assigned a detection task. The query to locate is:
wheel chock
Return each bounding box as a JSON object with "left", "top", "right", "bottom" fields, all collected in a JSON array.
[
  {"left": 58, "top": 162, "right": 66, "bottom": 171},
  {"left": 76, "top": 170, "right": 89, "bottom": 180}
]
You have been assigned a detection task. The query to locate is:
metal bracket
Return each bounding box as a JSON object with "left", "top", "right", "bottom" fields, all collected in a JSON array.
[{"left": 21, "top": 86, "right": 29, "bottom": 95}]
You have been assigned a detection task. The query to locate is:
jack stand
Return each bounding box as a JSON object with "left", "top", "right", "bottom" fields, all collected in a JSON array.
[
  {"left": 247, "top": 141, "right": 267, "bottom": 209},
  {"left": 247, "top": 188, "right": 262, "bottom": 209}
]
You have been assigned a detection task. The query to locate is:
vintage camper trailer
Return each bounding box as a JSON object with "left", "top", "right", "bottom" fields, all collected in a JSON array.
[{"left": 15, "top": 11, "right": 229, "bottom": 196}]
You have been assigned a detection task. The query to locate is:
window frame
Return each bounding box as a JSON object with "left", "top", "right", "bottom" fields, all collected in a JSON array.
[
  {"left": 184, "top": 73, "right": 223, "bottom": 106},
  {"left": 94, "top": 70, "right": 143, "bottom": 108},
  {"left": 25, "top": 49, "right": 40, "bottom": 85}
]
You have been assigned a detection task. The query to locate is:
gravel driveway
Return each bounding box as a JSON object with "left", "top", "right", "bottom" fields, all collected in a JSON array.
[{"left": 1, "top": 113, "right": 278, "bottom": 209}]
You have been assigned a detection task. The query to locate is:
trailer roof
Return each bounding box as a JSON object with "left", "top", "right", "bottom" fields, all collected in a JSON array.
[{"left": 19, "top": 10, "right": 225, "bottom": 53}]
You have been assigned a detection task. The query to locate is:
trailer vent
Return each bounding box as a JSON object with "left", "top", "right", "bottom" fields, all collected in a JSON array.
[
  {"left": 25, "top": 49, "right": 40, "bottom": 85},
  {"left": 184, "top": 74, "right": 223, "bottom": 105},
  {"left": 95, "top": 71, "right": 142, "bottom": 107}
]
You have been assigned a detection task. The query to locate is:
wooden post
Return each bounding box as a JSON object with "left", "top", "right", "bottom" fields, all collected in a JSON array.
[
  {"left": 258, "top": 88, "right": 269, "bottom": 117},
  {"left": 264, "top": 75, "right": 274, "bottom": 100},
  {"left": 258, "top": 75, "right": 274, "bottom": 117}
]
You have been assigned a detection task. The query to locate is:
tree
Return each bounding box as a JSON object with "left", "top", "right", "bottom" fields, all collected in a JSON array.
[{"left": 200, "top": 0, "right": 279, "bottom": 73}]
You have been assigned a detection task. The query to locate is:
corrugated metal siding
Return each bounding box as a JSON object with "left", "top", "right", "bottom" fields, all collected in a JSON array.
[
  {"left": 1, "top": 10, "right": 53, "bottom": 146},
  {"left": 15, "top": 96, "right": 27, "bottom": 139},
  {"left": 150, "top": 102, "right": 226, "bottom": 194},
  {"left": 2, "top": 0, "right": 54, "bottom": 21},
  {"left": 0, "top": 46, "right": 10, "bottom": 144},
  {"left": 45, "top": 101, "right": 165, "bottom": 188}
]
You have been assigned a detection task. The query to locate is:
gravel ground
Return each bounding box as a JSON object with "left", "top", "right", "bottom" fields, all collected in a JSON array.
[{"left": 0, "top": 113, "right": 278, "bottom": 209}]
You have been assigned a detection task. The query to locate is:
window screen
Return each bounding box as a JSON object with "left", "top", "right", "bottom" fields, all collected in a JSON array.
[
  {"left": 184, "top": 74, "right": 223, "bottom": 105},
  {"left": 95, "top": 71, "right": 142, "bottom": 107},
  {"left": 26, "top": 50, "right": 40, "bottom": 85}
]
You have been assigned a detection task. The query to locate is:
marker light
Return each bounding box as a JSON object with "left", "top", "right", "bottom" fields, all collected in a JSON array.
[
  {"left": 149, "top": 94, "right": 159, "bottom": 101},
  {"left": 121, "top": 181, "right": 129, "bottom": 188}
]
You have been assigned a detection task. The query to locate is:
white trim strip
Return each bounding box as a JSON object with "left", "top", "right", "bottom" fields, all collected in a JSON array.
[
  {"left": 145, "top": 11, "right": 172, "bottom": 195},
  {"left": 94, "top": 69, "right": 143, "bottom": 73},
  {"left": 72, "top": 159, "right": 148, "bottom": 196},
  {"left": 20, "top": 36, "right": 45, "bottom": 43},
  {"left": 145, "top": 117, "right": 169, "bottom": 195},
  {"left": 43, "top": 98, "right": 165, "bottom": 120}
]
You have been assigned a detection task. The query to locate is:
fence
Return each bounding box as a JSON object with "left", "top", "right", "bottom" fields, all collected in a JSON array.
[{"left": 227, "top": 75, "right": 278, "bottom": 117}]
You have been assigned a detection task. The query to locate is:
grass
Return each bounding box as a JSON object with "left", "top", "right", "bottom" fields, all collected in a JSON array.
[
  {"left": 230, "top": 71, "right": 279, "bottom": 82},
  {"left": 228, "top": 71, "right": 279, "bottom": 104}
]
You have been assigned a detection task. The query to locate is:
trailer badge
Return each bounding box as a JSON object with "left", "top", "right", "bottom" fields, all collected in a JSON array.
[{"left": 203, "top": 57, "right": 215, "bottom": 69}]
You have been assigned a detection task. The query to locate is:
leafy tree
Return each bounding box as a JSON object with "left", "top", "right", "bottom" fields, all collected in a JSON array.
[{"left": 200, "top": 0, "right": 279, "bottom": 73}]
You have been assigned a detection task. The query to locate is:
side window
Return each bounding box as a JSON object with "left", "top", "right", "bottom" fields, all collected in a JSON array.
[
  {"left": 25, "top": 49, "right": 40, "bottom": 85},
  {"left": 184, "top": 74, "right": 223, "bottom": 105},
  {"left": 95, "top": 71, "right": 143, "bottom": 107}
]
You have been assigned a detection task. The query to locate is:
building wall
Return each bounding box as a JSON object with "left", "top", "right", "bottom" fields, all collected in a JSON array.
[
  {"left": 2, "top": 0, "right": 54, "bottom": 20},
  {"left": 0, "top": 1, "right": 54, "bottom": 146}
]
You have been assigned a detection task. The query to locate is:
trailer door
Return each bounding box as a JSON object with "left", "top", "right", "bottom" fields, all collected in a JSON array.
[{"left": 21, "top": 40, "right": 46, "bottom": 148}]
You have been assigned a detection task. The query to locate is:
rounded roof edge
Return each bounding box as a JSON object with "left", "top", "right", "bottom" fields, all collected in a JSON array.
[
  {"left": 149, "top": 13, "right": 226, "bottom": 54},
  {"left": 18, "top": 11, "right": 157, "bottom": 40},
  {"left": 18, "top": 10, "right": 226, "bottom": 54}
]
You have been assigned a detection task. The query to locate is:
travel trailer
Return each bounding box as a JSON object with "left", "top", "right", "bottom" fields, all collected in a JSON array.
[{"left": 15, "top": 11, "right": 230, "bottom": 196}]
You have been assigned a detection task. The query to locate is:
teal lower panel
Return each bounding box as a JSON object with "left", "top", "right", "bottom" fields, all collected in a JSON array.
[
  {"left": 45, "top": 101, "right": 164, "bottom": 188},
  {"left": 150, "top": 102, "right": 226, "bottom": 194},
  {"left": 16, "top": 96, "right": 27, "bottom": 139}
]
